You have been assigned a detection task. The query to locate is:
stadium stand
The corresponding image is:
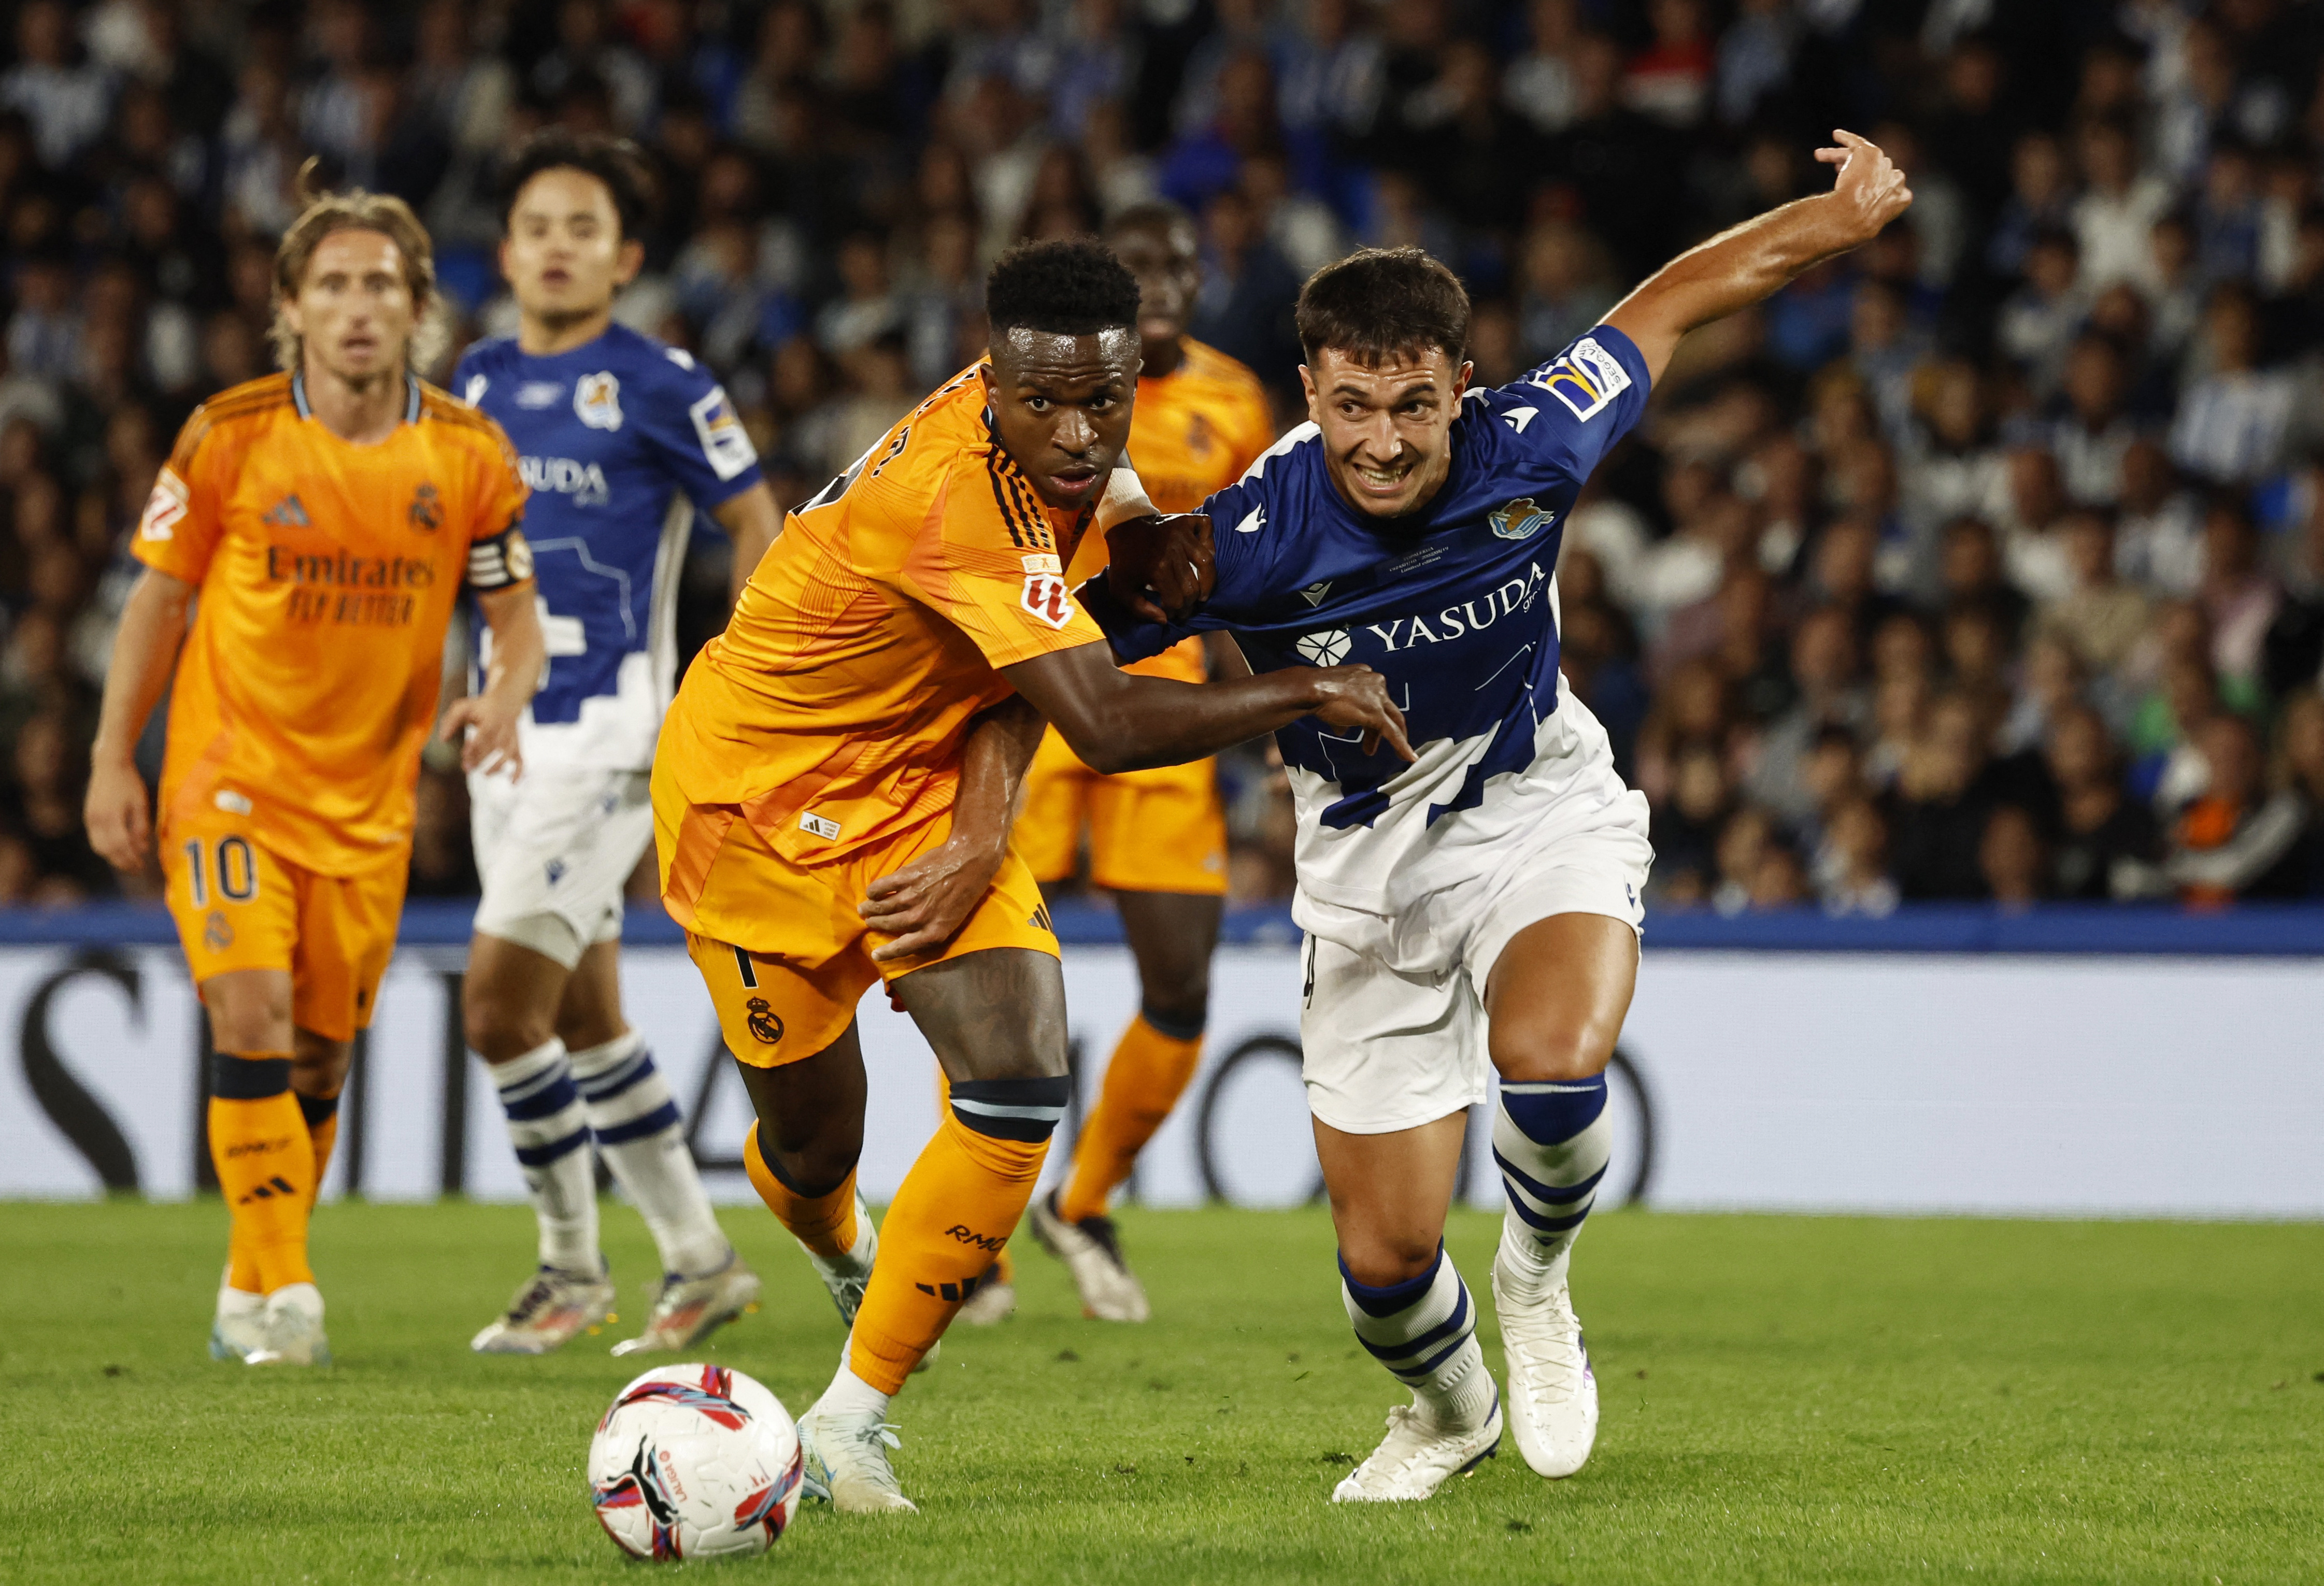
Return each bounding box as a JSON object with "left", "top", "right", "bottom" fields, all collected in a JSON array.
[{"left": 5, "top": 0, "right": 2324, "bottom": 914}]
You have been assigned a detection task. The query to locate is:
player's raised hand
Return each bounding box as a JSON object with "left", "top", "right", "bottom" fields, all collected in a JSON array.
[
  {"left": 84, "top": 755, "right": 153, "bottom": 871},
  {"left": 438, "top": 695, "right": 525, "bottom": 779},
  {"left": 861, "top": 835, "right": 1003, "bottom": 963},
  {"left": 1816, "top": 129, "right": 1913, "bottom": 247},
  {"left": 1308, "top": 665, "right": 1417, "bottom": 763},
  {"left": 1105, "top": 511, "right": 1215, "bottom": 624}
]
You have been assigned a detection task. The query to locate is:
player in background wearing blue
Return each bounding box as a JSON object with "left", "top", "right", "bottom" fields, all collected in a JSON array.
[
  {"left": 455, "top": 133, "right": 782, "bottom": 1355},
  {"left": 1091, "top": 133, "right": 1911, "bottom": 1500}
]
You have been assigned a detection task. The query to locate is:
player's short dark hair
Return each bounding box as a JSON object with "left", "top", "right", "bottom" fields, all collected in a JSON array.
[
  {"left": 1296, "top": 247, "right": 1471, "bottom": 369},
  {"left": 985, "top": 239, "right": 1142, "bottom": 340},
  {"left": 500, "top": 130, "right": 653, "bottom": 241}
]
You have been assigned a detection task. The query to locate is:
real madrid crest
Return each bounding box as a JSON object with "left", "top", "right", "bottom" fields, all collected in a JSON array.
[
  {"left": 1489, "top": 497, "right": 1555, "bottom": 540},
  {"left": 575, "top": 371, "right": 623, "bottom": 432}
]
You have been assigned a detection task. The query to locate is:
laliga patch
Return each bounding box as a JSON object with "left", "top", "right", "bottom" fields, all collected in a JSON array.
[
  {"left": 1020, "top": 571, "right": 1075, "bottom": 630},
  {"left": 1489, "top": 497, "right": 1557, "bottom": 540},
  {"left": 1530, "top": 335, "right": 1631, "bottom": 421},
  {"left": 574, "top": 371, "right": 623, "bottom": 431},
  {"left": 690, "top": 386, "right": 758, "bottom": 481},
  {"left": 138, "top": 467, "right": 188, "bottom": 541}
]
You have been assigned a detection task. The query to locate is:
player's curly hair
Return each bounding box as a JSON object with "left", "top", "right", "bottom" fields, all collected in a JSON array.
[
  {"left": 268, "top": 159, "right": 451, "bottom": 376},
  {"left": 499, "top": 129, "right": 654, "bottom": 240},
  {"left": 985, "top": 238, "right": 1142, "bottom": 340},
  {"left": 1296, "top": 247, "right": 1471, "bottom": 369}
]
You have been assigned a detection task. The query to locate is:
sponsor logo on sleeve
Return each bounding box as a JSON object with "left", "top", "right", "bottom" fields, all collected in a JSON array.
[
  {"left": 138, "top": 467, "right": 188, "bottom": 541},
  {"left": 574, "top": 371, "right": 623, "bottom": 431},
  {"left": 689, "top": 387, "right": 758, "bottom": 481},
  {"left": 1528, "top": 335, "right": 1631, "bottom": 421},
  {"left": 1020, "top": 569, "right": 1075, "bottom": 629}
]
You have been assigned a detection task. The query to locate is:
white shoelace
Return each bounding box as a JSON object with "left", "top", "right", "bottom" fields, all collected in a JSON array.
[{"left": 1501, "top": 1287, "right": 1586, "bottom": 1407}]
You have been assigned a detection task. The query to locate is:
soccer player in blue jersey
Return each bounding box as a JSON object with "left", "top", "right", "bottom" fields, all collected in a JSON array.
[
  {"left": 1089, "top": 133, "right": 1911, "bottom": 1500},
  {"left": 454, "top": 133, "right": 782, "bottom": 1355}
]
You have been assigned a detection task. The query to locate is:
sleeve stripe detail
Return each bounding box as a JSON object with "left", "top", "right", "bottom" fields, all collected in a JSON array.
[
  {"left": 1002, "top": 467, "right": 1056, "bottom": 552},
  {"left": 985, "top": 452, "right": 1029, "bottom": 549}
]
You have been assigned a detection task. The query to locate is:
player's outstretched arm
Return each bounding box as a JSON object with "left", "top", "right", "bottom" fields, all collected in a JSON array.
[
  {"left": 713, "top": 483, "right": 783, "bottom": 608},
  {"left": 439, "top": 582, "right": 547, "bottom": 778},
  {"left": 1005, "top": 640, "right": 1414, "bottom": 775},
  {"left": 1604, "top": 129, "right": 1912, "bottom": 385},
  {"left": 861, "top": 695, "right": 1046, "bottom": 962},
  {"left": 85, "top": 567, "right": 195, "bottom": 871}
]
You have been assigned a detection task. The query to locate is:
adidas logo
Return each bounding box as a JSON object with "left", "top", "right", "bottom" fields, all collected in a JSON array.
[
  {"left": 235, "top": 1174, "right": 299, "bottom": 1204},
  {"left": 915, "top": 1272, "right": 988, "bottom": 1304},
  {"left": 1029, "top": 904, "right": 1054, "bottom": 933},
  {"left": 263, "top": 494, "right": 310, "bottom": 528}
]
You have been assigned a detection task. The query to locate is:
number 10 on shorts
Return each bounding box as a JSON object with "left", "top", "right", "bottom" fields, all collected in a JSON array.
[{"left": 184, "top": 835, "right": 260, "bottom": 906}]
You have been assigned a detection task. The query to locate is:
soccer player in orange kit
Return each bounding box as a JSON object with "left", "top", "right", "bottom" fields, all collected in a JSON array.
[
  {"left": 1006, "top": 203, "right": 1278, "bottom": 1325},
  {"left": 83, "top": 178, "right": 546, "bottom": 1368},
  {"left": 652, "top": 238, "right": 1408, "bottom": 1511}
]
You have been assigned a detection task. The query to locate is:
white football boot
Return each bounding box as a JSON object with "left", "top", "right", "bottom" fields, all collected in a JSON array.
[
  {"left": 209, "top": 1270, "right": 266, "bottom": 1362},
  {"left": 1331, "top": 1389, "right": 1503, "bottom": 1503},
  {"left": 611, "top": 1254, "right": 762, "bottom": 1356},
  {"left": 470, "top": 1264, "right": 617, "bottom": 1354},
  {"left": 805, "top": 1202, "right": 937, "bottom": 1371},
  {"left": 245, "top": 1282, "right": 331, "bottom": 1367},
  {"left": 797, "top": 1403, "right": 919, "bottom": 1514},
  {"left": 1492, "top": 1254, "right": 1599, "bottom": 1478},
  {"left": 1028, "top": 1190, "right": 1150, "bottom": 1322},
  {"left": 955, "top": 1276, "right": 1017, "bottom": 1325}
]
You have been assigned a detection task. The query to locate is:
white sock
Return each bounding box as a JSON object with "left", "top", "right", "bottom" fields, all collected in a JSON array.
[
  {"left": 266, "top": 1280, "right": 323, "bottom": 1319},
  {"left": 1342, "top": 1247, "right": 1496, "bottom": 1430},
  {"left": 568, "top": 1030, "right": 732, "bottom": 1278},
  {"left": 487, "top": 1038, "right": 598, "bottom": 1272},
  {"left": 818, "top": 1362, "right": 891, "bottom": 1419},
  {"left": 218, "top": 1280, "right": 262, "bottom": 1316},
  {"left": 1494, "top": 1078, "right": 1612, "bottom": 1299}
]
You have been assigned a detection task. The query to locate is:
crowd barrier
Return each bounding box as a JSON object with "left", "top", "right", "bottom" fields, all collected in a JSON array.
[{"left": 5, "top": 903, "right": 2321, "bottom": 1219}]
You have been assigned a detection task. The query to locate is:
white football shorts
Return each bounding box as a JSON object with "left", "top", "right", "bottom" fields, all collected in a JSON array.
[
  {"left": 1295, "top": 716, "right": 1652, "bottom": 1137},
  {"left": 469, "top": 765, "right": 654, "bottom": 969}
]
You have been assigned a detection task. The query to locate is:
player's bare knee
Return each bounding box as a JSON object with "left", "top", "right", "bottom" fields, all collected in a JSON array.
[
  {"left": 290, "top": 1038, "right": 351, "bottom": 1098},
  {"left": 1489, "top": 1016, "right": 1614, "bottom": 1084},
  {"left": 1339, "top": 1232, "right": 1442, "bottom": 1289},
  {"left": 464, "top": 999, "right": 556, "bottom": 1063},
  {"left": 203, "top": 975, "right": 292, "bottom": 1052},
  {"left": 763, "top": 1130, "right": 861, "bottom": 1199}
]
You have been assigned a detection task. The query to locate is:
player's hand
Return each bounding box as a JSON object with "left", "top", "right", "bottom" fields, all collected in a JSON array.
[
  {"left": 438, "top": 695, "right": 525, "bottom": 778},
  {"left": 862, "top": 832, "right": 1004, "bottom": 963},
  {"left": 1816, "top": 130, "right": 1912, "bottom": 246},
  {"left": 1307, "top": 665, "right": 1416, "bottom": 763},
  {"left": 84, "top": 755, "right": 153, "bottom": 871},
  {"left": 1105, "top": 512, "right": 1215, "bottom": 624}
]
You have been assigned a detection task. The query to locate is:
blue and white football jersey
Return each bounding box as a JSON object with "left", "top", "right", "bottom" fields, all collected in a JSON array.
[
  {"left": 1085, "top": 326, "right": 1652, "bottom": 920},
  {"left": 453, "top": 323, "right": 762, "bottom": 769}
]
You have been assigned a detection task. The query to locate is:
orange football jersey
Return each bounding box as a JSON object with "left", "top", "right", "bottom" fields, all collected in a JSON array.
[
  {"left": 1063, "top": 338, "right": 1275, "bottom": 683},
  {"left": 655, "top": 363, "right": 1111, "bottom": 926},
  {"left": 134, "top": 373, "right": 531, "bottom": 876}
]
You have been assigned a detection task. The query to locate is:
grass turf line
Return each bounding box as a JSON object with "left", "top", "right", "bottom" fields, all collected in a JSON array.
[{"left": 1, "top": 1201, "right": 2320, "bottom": 1584}]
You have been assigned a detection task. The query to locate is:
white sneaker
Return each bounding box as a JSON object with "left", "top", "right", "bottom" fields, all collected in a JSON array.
[
  {"left": 797, "top": 1402, "right": 918, "bottom": 1514},
  {"left": 471, "top": 1264, "right": 617, "bottom": 1355},
  {"left": 807, "top": 1204, "right": 937, "bottom": 1371},
  {"left": 210, "top": 1270, "right": 266, "bottom": 1362},
  {"left": 1028, "top": 1190, "right": 1150, "bottom": 1322},
  {"left": 611, "top": 1254, "right": 761, "bottom": 1356},
  {"left": 1493, "top": 1257, "right": 1598, "bottom": 1478},
  {"left": 956, "top": 1279, "right": 1016, "bottom": 1325},
  {"left": 1330, "top": 1391, "right": 1503, "bottom": 1503},
  {"left": 245, "top": 1282, "right": 331, "bottom": 1367}
]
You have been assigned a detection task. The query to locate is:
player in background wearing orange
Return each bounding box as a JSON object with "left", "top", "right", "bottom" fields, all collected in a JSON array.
[
  {"left": 653, "top": 239, "right": 1409, "bottom": 1511},
  {"left": 84, "top": 178, "right": 546, "bottom": 1368},
  {"left": 1007, "top": 204, "right": 1277, "bottom": 1324}
]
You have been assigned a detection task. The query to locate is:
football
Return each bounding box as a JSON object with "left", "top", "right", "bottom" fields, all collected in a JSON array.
[{"left": 587, "top": 1364, "right": 805, "bottom": 1561}]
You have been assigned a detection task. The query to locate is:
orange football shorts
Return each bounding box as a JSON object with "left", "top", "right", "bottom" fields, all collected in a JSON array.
[{"left": 1014, "top": 724, "right": 1229, "bottom": 896}]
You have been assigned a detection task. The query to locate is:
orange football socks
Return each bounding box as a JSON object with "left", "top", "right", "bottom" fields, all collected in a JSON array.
[
  {"left": 933, "top": 1066, "right": 1016, "bottom": 1286},
  {"left": 208, "top": 1052, "right": 316, "bottom": 1294},
  {"left": 1056, "top": 1013, "right": 1204, "bottom": 1223},
  {"left": 226, "top": 1087, "right": 341, "bottom": 1293},
  {"left": 744, "top": 1122, "right": 860, "bottom": 1259},
  {"left": 846, "top": 1077, "right": 1069, "bottom": 1393}
]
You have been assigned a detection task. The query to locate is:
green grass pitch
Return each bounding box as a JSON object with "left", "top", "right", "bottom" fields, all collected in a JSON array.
[{"left": 3, "top": 1199, "right": 2321, "bottom": 1584}]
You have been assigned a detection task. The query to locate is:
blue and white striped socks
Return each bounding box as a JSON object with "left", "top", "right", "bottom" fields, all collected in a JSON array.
[
  {"left": 490, "top": 1038, "right": 598, "bottom": 1272},
  {"left": 1341, "top": 1245, "right": 1496, "bottom": 1427},
  {"left": 1494, "top": 1076, "right": 1612, "bottom": 1297},
  {"left": 568, "top": 1031, "right": 732, "bottom": 1280}
]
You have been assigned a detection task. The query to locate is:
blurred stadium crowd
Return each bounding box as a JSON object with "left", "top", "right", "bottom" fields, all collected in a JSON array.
[{"left": 6, "top": 0, "right": 2324, "bottom": 911}]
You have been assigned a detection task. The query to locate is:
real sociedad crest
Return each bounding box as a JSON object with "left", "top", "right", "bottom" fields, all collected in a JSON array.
[
  {"left": 575, "top": 372, "right": 623, "bottom": 431},
  {"left": 1489, "top": 497, "right": 1555, "bottom": 540}
]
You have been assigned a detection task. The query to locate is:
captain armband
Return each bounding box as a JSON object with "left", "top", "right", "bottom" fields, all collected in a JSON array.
[{"left": 466, "top": 524, "right": 535, "bottom": 591}]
